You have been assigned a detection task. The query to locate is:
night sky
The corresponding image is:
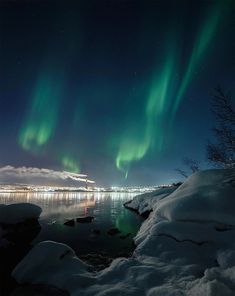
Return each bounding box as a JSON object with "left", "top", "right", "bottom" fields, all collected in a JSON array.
[{"left": 0, "top": 0, "right": 234, "bottom": 186}]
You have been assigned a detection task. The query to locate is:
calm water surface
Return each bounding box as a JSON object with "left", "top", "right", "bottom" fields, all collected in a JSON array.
[{"left": 0, "top": 192, "right": 143, "bottom": 257}]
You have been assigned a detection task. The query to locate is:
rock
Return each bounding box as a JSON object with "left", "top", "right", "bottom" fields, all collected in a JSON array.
[
  {"left": 76, "top": 216, "right": 94, "bottom": 223},
  {"left": 119, "top": 233, "right": 132, "bottom": 239},
  {"left": 12, "top": 241, "right": 89, "bottom": 290},
  {"left": 47, "top": 220, "right": 56, "bottom": 225},
  {"left": 0, "top": 204, "right": 42, "bottom": 296},
  {"left": 141, "top": 210, "right": 152, "bottom": 219},
  {"left": 0, "top": 204, "right": 42, "bottom": 225},
  {"left": 64, "top": 219, "right": 75, "bottom": 227},
  {"left": 79, "top": 253, "right": 112, "bottom": 270},
  {"left": 215, "top": 223, "right": 233, "bottom": 232},
  {"left": 1, "top": 219, "right": 41, "bottom": 244},
  {"left": 107, "top": 228, "right": 120, "bottom": 235}
]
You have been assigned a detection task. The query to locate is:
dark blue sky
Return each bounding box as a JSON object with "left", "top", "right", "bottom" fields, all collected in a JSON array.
[{"left": 0, "top": 0, "right": 234, "bottom": 186}]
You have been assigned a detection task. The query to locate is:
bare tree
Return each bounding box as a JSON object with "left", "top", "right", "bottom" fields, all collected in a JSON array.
[
  {"left": 183, "top": 157, "right": 200, "bottom": 173},
  {"left": 175, "top": 168, "right": 188, "bottom": 179},
  {"left": 207, "top": 87, "right": 235, "bottom": 168},
  {"left": 175, "top": 157, "right": 200, "bottom": 179}
]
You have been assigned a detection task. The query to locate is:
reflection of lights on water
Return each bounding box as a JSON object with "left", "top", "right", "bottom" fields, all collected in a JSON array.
[
  {"left": 0, "top": 192, "right": 138, "bottom": 204},
  {"left": 0, "top": 191, "right": 139, "bottom": 219},
  {"left": 0, "top": 192, "right": 137, "bottom": 203},
  {"left": 0, "top": 192, "right": 144, "bottom": 231},
  {"left": 0, "top": 183, "right": 172, "bottom": 196}
]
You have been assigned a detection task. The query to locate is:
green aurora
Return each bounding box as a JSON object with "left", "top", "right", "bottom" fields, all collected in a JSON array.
[
  {"left": 115, "top": 0, "right": 227, "bottom": 178},
  {"left": 14, "top": 0, "right": 232, "bottom": 182},
  {"left": 18, "top": 72, "right": 62, "bottom": 152},
  {"left": 116, "top": 55, "right": 175, "bottom": 178},
  {"left": 61, "top": 154, "right": 80, "bottom": 173},
  {"left": 18, "top": 9, "right": 82, "bottom": 169},
  {"left": 172, "top": 0, "right": 225, "bottom": 113}
]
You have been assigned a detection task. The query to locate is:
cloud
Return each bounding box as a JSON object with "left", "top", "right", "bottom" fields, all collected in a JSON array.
[{"left": 0, "top": 165, "right": 95, "bottom": 186}]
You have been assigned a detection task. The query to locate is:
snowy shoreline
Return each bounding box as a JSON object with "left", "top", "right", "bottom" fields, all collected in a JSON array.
[
  {"left": 124, "top": 186, "right": 178, "bottom": 218},
  {"left": 2, "top": 169, "right": 235, "bottom": 295}
]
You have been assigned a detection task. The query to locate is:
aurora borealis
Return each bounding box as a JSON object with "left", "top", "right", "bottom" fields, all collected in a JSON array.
[
  {"left": 116, "top": 55, "right": 176, "bottom": 178},
  {"left": 173, "top": 0, "right": 226, "bottom": 113},
  {"left": 116, "top": 0, "right": 230, "bottom": 179},
  {"left": 19, "top": 71, "right": 63, "bottom": 152},
  {"left": 0, "top": 0, "right": 234, "bottom": 186}
]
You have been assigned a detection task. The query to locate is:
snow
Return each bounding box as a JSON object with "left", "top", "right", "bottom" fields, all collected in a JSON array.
[
  {"left": 12, "top": 169, "right": 235, "bottom": 295},
  {"left": 12, "top": 241, "right": 91, "bottom": 292},
  {"left": 0, "top": 203, "right": 42, "bottom": 224},
  {"left": 155, "top": 169, "right": 235, "bottom": 225},
  {"left": 124, "top": 186, "right": 177, "bottom": 216}
]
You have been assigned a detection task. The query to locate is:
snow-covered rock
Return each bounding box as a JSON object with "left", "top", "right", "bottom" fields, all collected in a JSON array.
[
  {"left": 12, "top": 169, "right": 235, "bottom": 295},
  {"left": 0, "top": 203, "right": 42, "bottom": 295},
  {"left": 0, "top": 203, "right": 42, "bottom": 247},
  {"left": 124, "top": 186, "right": 177, "bottom": 216},
  {"left": 135, "top": 169, "right": 235, "bottom": 248},
  {"left": 156, "top": 169, "right": 235, "bottom": 225},
  {"left": 12, "top": 241, "right": 91, "bottom": 292},
  {"left": 0, "top": 203, "right": 42, "bottom": 225}
]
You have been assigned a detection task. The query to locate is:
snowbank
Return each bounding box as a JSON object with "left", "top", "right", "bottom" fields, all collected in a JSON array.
[
  {"left": 156, "top": 169, "right": 235, "bottom": 225},
  {"left": 124, "top": 186, "right": 177, "bottom": 216},
  {"left": 12, "top": 169, "right": 235, "bottom": 295},
  {"left": 13, "top": 241, "right": 91, "bottom": 292}
]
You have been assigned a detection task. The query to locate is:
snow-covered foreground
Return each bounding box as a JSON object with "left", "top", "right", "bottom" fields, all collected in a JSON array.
[{"left": 12, "top": 169, "right": 235, "bottom": 295}]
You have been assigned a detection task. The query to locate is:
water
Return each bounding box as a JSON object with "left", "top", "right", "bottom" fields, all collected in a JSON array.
[{"left": 0, "top": 192, "right": 143, "bottom": 257}]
